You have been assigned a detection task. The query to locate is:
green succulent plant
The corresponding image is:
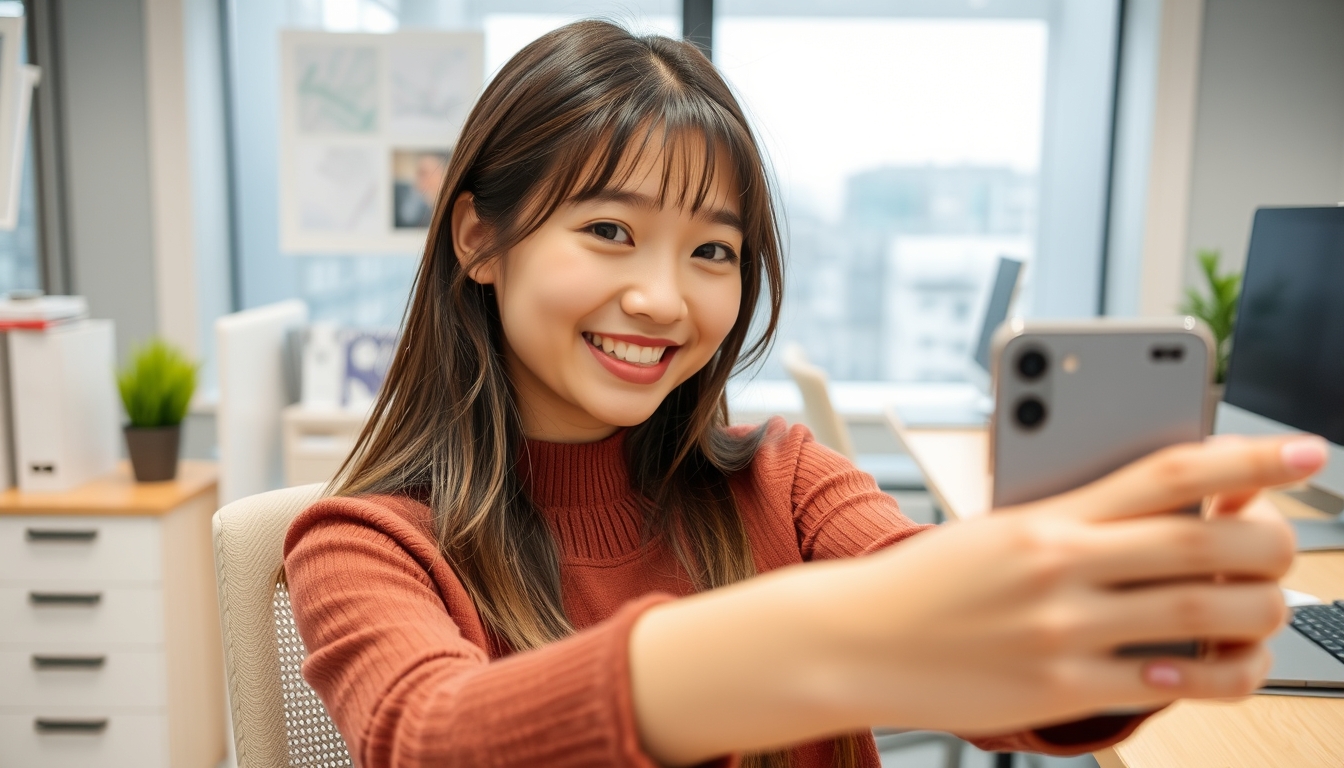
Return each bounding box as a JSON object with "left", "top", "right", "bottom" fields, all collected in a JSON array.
[
  {"left": 1178, "top": 249, "right": 1241, "bottom": 384},
  {"left": 117, "top": 339, "right": 198, "bottom": 428}
]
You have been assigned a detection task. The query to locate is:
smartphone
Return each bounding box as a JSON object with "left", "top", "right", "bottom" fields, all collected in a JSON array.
[
  {"left": 990, "top": 317, "right": 1215, "bottom": 660},
  {"left": 990, "top": 317, "right": 1215, "bottom": 508}
]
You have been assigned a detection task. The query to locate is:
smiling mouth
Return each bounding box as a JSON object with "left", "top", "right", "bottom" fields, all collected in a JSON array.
[{"left": 583, "top": 332, "right": 672, "bottom": 367}]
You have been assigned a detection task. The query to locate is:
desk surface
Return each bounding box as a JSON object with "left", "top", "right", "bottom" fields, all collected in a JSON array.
[
  {"left": 886, "top": 411, "right": 1344, "bottom": 768},
  {"left": 0, "top": 460, "right": 218, "bottom": 516}
]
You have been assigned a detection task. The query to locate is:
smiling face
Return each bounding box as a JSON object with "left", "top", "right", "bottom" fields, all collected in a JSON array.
[{"left": 453, "top": 141, "right": 744, "bottom": 443}]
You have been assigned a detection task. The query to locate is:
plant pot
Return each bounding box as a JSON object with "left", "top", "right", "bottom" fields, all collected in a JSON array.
[{"left": 124, "top": 425, "right": 181, "bottom": 482}]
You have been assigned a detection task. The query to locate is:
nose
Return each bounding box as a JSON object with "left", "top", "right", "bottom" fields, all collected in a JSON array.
[{"left": 620, "top": 253, "right": 687, "bottom": 325}]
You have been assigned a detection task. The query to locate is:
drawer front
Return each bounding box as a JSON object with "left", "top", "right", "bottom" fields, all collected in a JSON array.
[
  {"left": 0, "top": 711, "right": 168, "bottom": 768},
  {"left": 0, "top": 585, "right": 163, "bottom": 646},
  {"left": 0, "top": 517, "right": 161, "bottom": 584},
  {"left": 0, "top": 649, "right": 167, "bottom": 708}
]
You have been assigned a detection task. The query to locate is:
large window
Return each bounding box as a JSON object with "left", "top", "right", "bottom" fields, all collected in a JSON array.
[
  {"left": 223, "top": 0, "right": 1118, "bottom": 385},
  {"left": 0, "top": 1, "right": 40, "bottom": 297},
  {"left": 717, "top": 0, "right": 1119, "bottom": 382}
]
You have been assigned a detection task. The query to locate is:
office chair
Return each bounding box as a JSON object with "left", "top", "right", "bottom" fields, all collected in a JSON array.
[
  {"left": 213, "top": 483, "right": 352, "bottom": 768},
  {"left": 780, "top": 343, "right": 923, "bottom": 490}
]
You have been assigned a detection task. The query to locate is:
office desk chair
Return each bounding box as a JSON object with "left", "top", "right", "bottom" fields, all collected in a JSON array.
[
  {"left": 213, "top": 483, "right": 352, "bottom": 768},
  {"left": 781, "top": 344, "right": 923, "bottom": 490}
]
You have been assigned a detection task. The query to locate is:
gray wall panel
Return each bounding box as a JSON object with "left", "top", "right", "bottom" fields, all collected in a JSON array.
[
  {"left": 1185, "top": 0, "right": 1344, "bottom": 275},
  {"left": 57, "top": 0, "right": 158, "bottom": 364}
]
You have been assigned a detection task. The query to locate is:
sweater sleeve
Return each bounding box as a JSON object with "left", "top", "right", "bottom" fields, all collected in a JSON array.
[
  {"left": 774, "top": 421, "right": 1162, "bottom": 756},
  {"left": 283, "top": 495, "right": 687, "bottom": 768}
]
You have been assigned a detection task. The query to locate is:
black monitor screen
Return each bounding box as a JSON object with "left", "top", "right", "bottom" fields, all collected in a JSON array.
[{"left": 1224, "top": 207, "right": 1344, "bottom": 445}]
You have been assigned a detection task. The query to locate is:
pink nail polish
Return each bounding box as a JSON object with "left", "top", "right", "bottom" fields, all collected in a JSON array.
[
  {"left": 1282, "top": 438, "right": 1328, "bottom": 471},
  {"left": 1144, "top": 663, "right": 1182, "bottom": 687}
]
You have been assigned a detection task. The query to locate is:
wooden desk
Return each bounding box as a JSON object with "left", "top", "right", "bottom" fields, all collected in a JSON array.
[
  {"left": 886, "top": 412, "right": 1344, "bottom": 768},
  {"left": 0, "top": 461, "right": 224, "bottom": 768}
]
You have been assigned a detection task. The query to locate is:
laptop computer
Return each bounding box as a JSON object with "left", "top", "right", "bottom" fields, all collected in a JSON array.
[
  {"left": 1262, "top": 600, "right": 1344, "bottom": 693},
  {"left": 893, "top": 255, "right": 1023, "bottom": 428}
]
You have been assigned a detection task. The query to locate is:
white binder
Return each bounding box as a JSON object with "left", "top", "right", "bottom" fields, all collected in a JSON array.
[{"left": 8, "top": 319, "right": 120, "bottom": 492}]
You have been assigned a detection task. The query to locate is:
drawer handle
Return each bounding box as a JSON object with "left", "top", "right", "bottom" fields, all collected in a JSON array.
[
  {"left": 32, "top": 654, "right": 107, "bottom": 669},
  {"left": 29, "top": 591, "right": 102, "bottom": 606},
  {"left": 34, "top": 718, "right": 109, "bottom": 734},
  {"left": 26, "top": 528, "right": 98, "bottom": 542}
]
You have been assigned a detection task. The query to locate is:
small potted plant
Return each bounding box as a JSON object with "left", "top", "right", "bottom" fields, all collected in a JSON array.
[
  {"left": 117, "top": 339, "right": 197, "bottom": 482},
  {"left": 1178, "top": 248, "right": 1241, "bottom": 390}
]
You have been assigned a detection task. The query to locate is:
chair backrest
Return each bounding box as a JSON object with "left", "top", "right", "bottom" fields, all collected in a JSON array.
[
  {"left": 781, "top": 343, "right": 856, "bottom": 459},
  {"left": 213, "top": 483, "right": 352, "bottom": 768}
]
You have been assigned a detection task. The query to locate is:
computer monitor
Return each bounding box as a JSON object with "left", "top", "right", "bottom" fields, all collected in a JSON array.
[
  {"left": 967, "top": 256, "right": 1025, "bottom": 393},
  {"left": 1216, "top": 205, "right": 1344, "bottom": 506}
]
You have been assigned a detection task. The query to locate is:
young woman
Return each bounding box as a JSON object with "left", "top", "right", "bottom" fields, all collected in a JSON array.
[{"left": 284, "top": 20, "right": 1320, "bottom": 768}]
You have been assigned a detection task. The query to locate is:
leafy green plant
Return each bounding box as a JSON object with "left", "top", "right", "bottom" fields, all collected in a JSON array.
[
  {"left": 1178, "top": 249, "right": 1241, "bottom": 383},
  {"left": 117, "top": 339, "right": 197, "bottom": 428}
]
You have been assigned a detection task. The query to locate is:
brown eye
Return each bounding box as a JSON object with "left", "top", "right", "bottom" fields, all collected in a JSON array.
[
  {"left": 589, "top": 222, "right": 631, "bottom": 244},
  {"left": 693, "top": 243, "right": 737, "bottom": 263}
]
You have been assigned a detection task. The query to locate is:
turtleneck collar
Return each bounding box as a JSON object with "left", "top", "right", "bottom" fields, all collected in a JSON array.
[{"left": 518, "top": 429, "right": 633, "bottom": 509}]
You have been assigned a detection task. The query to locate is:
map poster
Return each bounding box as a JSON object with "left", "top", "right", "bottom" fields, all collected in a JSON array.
[{"left": 279, "top": 30, "right": 484, "bottom": 255}]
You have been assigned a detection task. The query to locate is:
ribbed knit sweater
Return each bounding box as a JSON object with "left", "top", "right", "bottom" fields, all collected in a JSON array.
[{"left": 284, "top": 418, "right": 1149, "bottom": 767}]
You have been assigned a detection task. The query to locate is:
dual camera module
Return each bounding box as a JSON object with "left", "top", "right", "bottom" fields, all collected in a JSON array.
[{"left": 1013, "top": 349, "right": 1048, "bottom": 430}]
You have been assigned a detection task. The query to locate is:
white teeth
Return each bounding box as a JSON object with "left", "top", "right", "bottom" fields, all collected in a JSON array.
[{"left": 585, "top": 333, "right": 668, "bottom": 366}]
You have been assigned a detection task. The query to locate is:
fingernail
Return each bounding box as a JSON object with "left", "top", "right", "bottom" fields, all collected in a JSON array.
[
  {"left": 1144, "top": 662, "right": 1182, "bottom": 688},
  {"left": 1282, "top": 437, "right": 1328, "bottom": 472}
]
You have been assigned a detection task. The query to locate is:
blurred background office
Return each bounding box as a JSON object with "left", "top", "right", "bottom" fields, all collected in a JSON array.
[{"left": 3, "top": 1, "right": 1344, "bottom": 767}]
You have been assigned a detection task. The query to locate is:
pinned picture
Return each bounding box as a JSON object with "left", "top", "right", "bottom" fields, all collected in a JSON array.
[
  {"left": 392, "top": 148, "right": 451, "bottom": 229},
  {"left": 279, "top": 30, "right": 483, "bottom": 253}
]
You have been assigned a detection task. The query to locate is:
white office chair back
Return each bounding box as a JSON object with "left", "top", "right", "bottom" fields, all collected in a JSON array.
[
  {"left": 213, "top": 483, "right": 352, "bottom": 768},
  {"left": 781, "top": 343, "right": 856, "bottom": 459}
]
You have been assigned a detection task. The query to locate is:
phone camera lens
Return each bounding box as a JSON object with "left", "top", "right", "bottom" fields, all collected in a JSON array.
[
  {"left": 1014, "top": 397, "right": 1047, "bottom": 430},
  {"left": 1016, "top": 350, "right": 1048, "bottom": 380}
]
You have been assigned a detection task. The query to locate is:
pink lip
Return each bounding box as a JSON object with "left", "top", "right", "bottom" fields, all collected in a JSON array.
[{"left": 584, "top": 334, "right": 679, "bottom": 385}]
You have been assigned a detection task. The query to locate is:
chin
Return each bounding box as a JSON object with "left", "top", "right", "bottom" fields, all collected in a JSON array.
[{"left": 583, "top": 394, "right": 667, "bottom": 429}]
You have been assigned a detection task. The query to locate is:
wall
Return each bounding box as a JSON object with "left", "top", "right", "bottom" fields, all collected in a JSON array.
[
  {"left": 1183, "top": 0, "right": 1344, "bottom": 275},
  {"left": 54, "top": 0, "right": 231, "bottom": 459},
  {"left": 57, "top": 0, "right": 158, "bottom": 361}
]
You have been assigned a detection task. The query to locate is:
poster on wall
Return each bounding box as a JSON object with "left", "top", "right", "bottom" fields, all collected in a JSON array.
[{"left": 278, "top": 30, "right": 484, "bottom": 254}]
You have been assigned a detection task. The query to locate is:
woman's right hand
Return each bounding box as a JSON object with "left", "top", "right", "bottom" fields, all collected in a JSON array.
[
  {"left": 630, "top": 434, "right": 1325, "bottom": 766},
  {"left": 813, "top": 433, "right": 1321, "bottom": 737}
]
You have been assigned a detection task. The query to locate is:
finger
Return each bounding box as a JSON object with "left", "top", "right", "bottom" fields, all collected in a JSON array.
[
  {"left": 1095, "top": 582, "right": 1287, "bottom": 649},
  {"left": 1075, "top": 515, "right": 1295, "bottom": 585},
  {"left": 1066, "top": 435, "right": 1327, "bottom": 522},
  {"left": 1072, "top": 642, "right": 1274, "bottom": 712},
  {"left": 1207, "top": 488, "right": 1259, "bottom": 517}
]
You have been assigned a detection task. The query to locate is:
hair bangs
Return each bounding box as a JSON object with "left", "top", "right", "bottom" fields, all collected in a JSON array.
[{"left": 535, "top": 87, "right": 752, "bottom": 230}]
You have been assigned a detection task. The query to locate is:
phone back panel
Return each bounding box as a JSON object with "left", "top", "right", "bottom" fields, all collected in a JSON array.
[{"left": 991, "top": 319, "right": 1213, "bottom": 508}]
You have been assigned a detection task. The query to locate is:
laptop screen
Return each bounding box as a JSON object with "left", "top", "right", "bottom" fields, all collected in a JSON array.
[{"left": 973, "top": 257, "right": 1024, "bottom": 373}]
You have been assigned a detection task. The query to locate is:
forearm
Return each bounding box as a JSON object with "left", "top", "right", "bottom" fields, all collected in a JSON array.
[{"left": 628, "top": 558, "right": 874, "bottom": 766}]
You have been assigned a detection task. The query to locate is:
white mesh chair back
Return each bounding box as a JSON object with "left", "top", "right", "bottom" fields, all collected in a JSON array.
[
  {"left": 213, "top": 483, "right": 353, "bottom": 768},
  {"left": 781, "top": 343, "right": 856, "bottom": 459}
]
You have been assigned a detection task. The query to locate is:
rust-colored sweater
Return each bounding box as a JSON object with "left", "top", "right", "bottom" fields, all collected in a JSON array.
[{"left": 285, "top": 419, "right": 1149, "bottom": 767}]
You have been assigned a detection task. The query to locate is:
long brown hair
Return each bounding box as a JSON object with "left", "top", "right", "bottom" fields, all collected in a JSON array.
[{"left": 333, "top": 20, "right": 862, "bottom": 768}]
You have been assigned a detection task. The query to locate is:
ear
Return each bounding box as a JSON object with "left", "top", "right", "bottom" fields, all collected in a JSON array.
[{"left": 451, "top": 191, "right": 498, "bottom": 285}]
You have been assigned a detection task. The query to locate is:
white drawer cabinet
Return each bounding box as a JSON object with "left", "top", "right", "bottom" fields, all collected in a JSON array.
[
  {"left": 0, "top": 648, "right": 168, "bottom": 708},
  {"left": 0, "top": 516, "right": 161, "bottom": 584},
  {"left": 0, "top": 585, "right": 165, "bottom": 645},
  {"left": 0, "top": 711, "right": 169, "bottom": 768},
  {"left": 0, "top": 461, "right": 223, "bottom": 768}
]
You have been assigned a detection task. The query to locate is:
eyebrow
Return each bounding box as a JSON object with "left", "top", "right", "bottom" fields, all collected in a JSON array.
[{"left": 576, "top": 189, "right": 744, "bottom": 233}]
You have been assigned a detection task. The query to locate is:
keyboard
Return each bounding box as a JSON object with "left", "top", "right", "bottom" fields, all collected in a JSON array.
[{"left": 1290, "top": 601, "right": 1344, "bottom": 663}]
